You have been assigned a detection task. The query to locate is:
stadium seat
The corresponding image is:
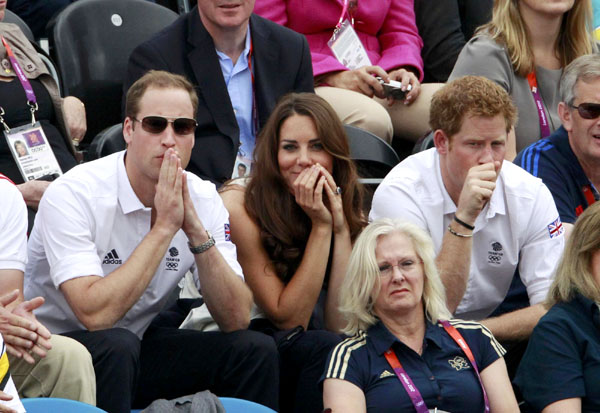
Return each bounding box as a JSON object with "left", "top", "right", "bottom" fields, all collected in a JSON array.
[
  {"left": 21, "top": 398, "right": 107, "bottom": 412},
  {"left": 87, "top": 123, "right": 125, "bottom": 161},
  {"left": 219, "top": 397, "right": 277, "bottom": 413},
  {"left": 48, "top": 0, "right": 178, "bottom": 147},
  {"left": 344, "top": 124, "right": 400, "bottom": 184},
  {"left": 412, "top": 130, "right": 435, "bottom": 154},
  {"left": 3, "top": 9, "right": 34, "bottom": 42}
]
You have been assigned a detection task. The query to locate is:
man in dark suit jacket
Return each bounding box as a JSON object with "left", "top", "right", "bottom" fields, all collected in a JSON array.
[{"left": 124, "top": 1, "right": 314, "bottom": 185}]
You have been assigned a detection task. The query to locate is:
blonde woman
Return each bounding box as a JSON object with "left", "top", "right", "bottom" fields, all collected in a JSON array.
[
  {"left": 450, "top": 0, "right": 595, "bottom": 159},
  {"left": 322, "top": 218, "right": 518, "bottom": 413},
  {"left": 515, "top": 201, "right": 600, "bottom": 412}
]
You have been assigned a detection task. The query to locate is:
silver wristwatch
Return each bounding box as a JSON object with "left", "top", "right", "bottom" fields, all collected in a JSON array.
[{"left": 187, "top": 231, "right": 215, "bottom": 254}]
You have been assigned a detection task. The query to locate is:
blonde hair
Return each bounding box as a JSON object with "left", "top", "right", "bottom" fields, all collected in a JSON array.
[
  {"left": 339, "top": 218, "right": 452, "bottom": 335},
  {"left": 479, "top": 0, "right": 594, "bottom": 77},
  {"left": 547, "top": 203, "right": 600, "bottom": 306}
]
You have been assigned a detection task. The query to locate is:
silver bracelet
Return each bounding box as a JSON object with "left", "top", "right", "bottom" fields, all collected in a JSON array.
[
  {"left": 447, "top": 224, "right": 473, "bottom": 238},
  {"left": 188, "top": 231, "right": 215, "bottom": 254}
]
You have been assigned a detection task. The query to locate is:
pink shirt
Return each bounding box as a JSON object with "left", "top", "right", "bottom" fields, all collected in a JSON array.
[{"left": 254, "top": 0, "right": 423, "bottom": 80}]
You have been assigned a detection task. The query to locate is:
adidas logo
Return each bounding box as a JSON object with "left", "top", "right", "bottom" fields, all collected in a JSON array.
[
  {"left": 102, "top": 249, "right": 123, "bottom": 265},
  {"left": 379, "top": 370, "right": 394, "bottom": 379}
]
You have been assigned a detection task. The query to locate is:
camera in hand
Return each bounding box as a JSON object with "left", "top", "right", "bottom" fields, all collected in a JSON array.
[{"left": 376, "top": 77, "right": 411, "bottom": 100}]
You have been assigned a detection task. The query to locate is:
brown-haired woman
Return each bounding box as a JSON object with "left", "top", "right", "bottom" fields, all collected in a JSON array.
[{"left": 220, "top": 92, "right": 365, "bottom": 412}]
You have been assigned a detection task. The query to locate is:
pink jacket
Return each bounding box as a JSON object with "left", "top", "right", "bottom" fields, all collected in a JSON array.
[{"left": 254, "top": 0, "right": 424, "bottom": 80}]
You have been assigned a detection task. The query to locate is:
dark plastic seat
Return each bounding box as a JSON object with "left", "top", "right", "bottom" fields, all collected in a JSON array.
[
  {"left": 21, "top": 398, "right": 107, "bottom": 412},
  {"left": 87, "top": 123, "right": 126, "bottom": 161},
  {"left": 412, "top": 130, "right": 435, "bottom": 154},
  {"left": 3, "top": 9, "right": 35, "bottom": 42},
  {"left": 344, "top": 124, "right": 400, "bottom": 184},
  {"left": 155, "top": 0, "right": 191, "bottom": 14},
  {"left": 48, "top": 0, "right": 178, "bottom": 147}
]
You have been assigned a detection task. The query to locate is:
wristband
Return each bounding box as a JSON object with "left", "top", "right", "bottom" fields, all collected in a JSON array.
[
  {"left": 447, "top": 225, "right": 473, "bottom": 238},
  {"left": 188, "top": 231, "right": 215, "bottom": 254},
  {"left": 454, "top": 214, "right": 475, "bottom": 231}
]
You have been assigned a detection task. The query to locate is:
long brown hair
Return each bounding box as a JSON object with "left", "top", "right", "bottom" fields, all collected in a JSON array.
[
  {"left": 479, "top": 0, "right": 594, "bottom": 77},
  {"left": 245, "top": 93, "right": 365, "bottom": 282}
]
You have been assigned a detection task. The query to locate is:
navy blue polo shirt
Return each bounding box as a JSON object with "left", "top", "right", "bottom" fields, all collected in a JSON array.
[
  {"left": 322, "top": 319, "right": 505, "bottom": 413},
  {"left": 515, "top": 126, "right": 598, "bottom": 224},
  {"left": 515, "top": 293, "right": 600, "bottom": 412}
]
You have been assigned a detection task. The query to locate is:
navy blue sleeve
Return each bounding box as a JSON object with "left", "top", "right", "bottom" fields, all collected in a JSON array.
[
  {"left": 451, "top": 321, "right": 505, "bottom": 372},
  {"left": 514, "top": 310, "right": 585, "bottom": 411},
  {"left": 515, "top": 144, "right": 577, "bottom": 224},
  {"left": 321, "top": 334, "right": 368, "bottom": 391}
]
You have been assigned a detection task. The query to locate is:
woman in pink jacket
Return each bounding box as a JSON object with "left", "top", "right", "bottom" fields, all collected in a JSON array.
[{"left": 255, "top": 0, "right": 440, "bottom": 144}]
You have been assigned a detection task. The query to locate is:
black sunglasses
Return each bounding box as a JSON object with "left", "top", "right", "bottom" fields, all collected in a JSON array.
[
  {"left": 570, "top": 103, "right": 600, "bottom": 120},
  {"left": 133, "top": 116, "right": 198, "bottom": 135}
]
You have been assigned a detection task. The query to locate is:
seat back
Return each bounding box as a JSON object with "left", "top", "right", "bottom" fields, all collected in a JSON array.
[
  {"left": 3, "top": 9, "right": 35, "bottom": 42},
  {"left": 219, "top": 397, "right": 277, "bottom": 413},
  {"left": 344, "top": 124, "right": 400, "bottom": 183},
  {"left": 49, "top": 0, "right": 178, "bottom": 146},
  {"left": 86, "top": 123, "right": 126, "bottom": 161},
  {"left": 22, "top": 398, "right": 107, "bottom": 412}
]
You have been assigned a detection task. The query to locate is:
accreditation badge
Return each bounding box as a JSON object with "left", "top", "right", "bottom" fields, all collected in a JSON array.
[
  {"left": 327, "top": 19, "right": 372, "bottom": 70},
  {"left": 5, "top": 122, "right": 62, "bottom": 182}
]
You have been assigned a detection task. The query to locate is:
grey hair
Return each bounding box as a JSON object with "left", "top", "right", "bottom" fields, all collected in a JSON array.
[
  {"left": 560, "top": 54, "right": 600, "bottom": 106},
  {"left": 339, "top": 218, "right": 452, "bottom": 335}
]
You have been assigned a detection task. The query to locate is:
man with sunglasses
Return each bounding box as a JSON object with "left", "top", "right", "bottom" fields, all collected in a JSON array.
[
  {"left": 516, "top": 54, "right": 600, "bottom": 238},
  {"left": 124, "top": 0, "right": 314, "bottom": 186},
  {"left": 23, "top": 71, "right": 278, "bottom": 413}
]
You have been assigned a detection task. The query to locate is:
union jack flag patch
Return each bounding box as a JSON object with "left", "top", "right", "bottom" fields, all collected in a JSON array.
[
  {"left": 547, "top": 217, "right": 564, "bottom": 239},
  {"left": 224, "top": 223, "right": 231, "bottom": 241}
]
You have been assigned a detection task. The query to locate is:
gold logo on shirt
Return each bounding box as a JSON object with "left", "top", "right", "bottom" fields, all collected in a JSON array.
[
  {"left": 448, "top": 356, "right": 470, "bottom": 371},
  {"left": 379, "top": 370, "right": 394, "bottom": 379}
]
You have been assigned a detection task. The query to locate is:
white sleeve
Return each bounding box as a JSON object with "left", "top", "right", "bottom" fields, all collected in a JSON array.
[
  {"left": 518, "top": 183, "right": 564, "bottom": 305},
  {"left": 0, "top": 180, "right": 27, "bottom": 271},
  {"left": 37, "top": 181, "right": 103, "bottom": 288},
  {"left": 192, "top": 182, "right": 244, "bottom": 281},
  {"left": 369, "top": 172, "right": 429, "bottom": 231}
]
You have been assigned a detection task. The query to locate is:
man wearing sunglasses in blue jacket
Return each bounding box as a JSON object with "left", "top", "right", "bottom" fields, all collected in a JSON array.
[
  {"left": 516, "top": 54, "right": 600, "bottom": 239},
  {"left": 23, "top": 70, "right": 279, "bottom": 413}
]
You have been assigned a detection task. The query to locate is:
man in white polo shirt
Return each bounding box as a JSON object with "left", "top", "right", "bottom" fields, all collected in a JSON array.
[
  {"left": 370, "top": 76, "right": 564, "bottom": 343},
  {"left": 24, "top": 71, "right": 278, "bottom": 413},
  {"left": 0, "top": 174, "right": 95, "bottom": 406}
]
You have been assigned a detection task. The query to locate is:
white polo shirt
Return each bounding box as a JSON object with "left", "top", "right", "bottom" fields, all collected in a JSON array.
[
  {"left": 0, "top": 176, "right": 27, "bottom": 272},
  {"left": 370, "top": 149, "right": 564, "bottom": 320},
  {"left": 24, "top": 151, "right": 243, "bottom": 338}
]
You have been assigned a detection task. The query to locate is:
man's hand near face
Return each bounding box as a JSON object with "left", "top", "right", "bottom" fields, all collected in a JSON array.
[{"left": 455, "top": 162, "right": 500, "bottom": 226}]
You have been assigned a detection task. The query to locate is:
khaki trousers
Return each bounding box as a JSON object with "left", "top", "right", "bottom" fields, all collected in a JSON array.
[{"left": 9, "top": 334, "right": 96, "bottom": 405}]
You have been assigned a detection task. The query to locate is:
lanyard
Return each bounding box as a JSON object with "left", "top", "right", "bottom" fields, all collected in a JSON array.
[
  {"left": 582, "top": 184, "right": 598, "bottom": 208},
  {"left": 1, "top": 36, "right": 38, "bottom": 126},
  {"left": 383, "top": 348, "right": 429, "bottom": 413},
  {"left": 246, "top": 39, "right": 258, "bottom": 138},
  {"left": 383, "top": 321, "right": 490, "bottom": 413},
  {"left": 526, "top": 71, "right": 551, "bottom": 139},
  {"left": 336, "top": 0, "right": 358, "bottom": 29}
]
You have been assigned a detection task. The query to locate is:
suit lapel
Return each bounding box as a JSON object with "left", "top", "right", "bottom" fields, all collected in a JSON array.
[
  {"left": 251, "top": 15, "right": 280, "bottom": 129},
  {"left": 186, "top": 11, "right": 239, "bottom": 145}
]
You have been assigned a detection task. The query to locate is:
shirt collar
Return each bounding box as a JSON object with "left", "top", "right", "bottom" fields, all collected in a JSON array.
[
  {"left": 215, "top": 25, "right": 252, "bottom": 65},
  {"left": 117, "top": 151, "right": 146, "bottom": 215},
  {"left": 368, "top": 318, "right": 444, "bottom": 356}
]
